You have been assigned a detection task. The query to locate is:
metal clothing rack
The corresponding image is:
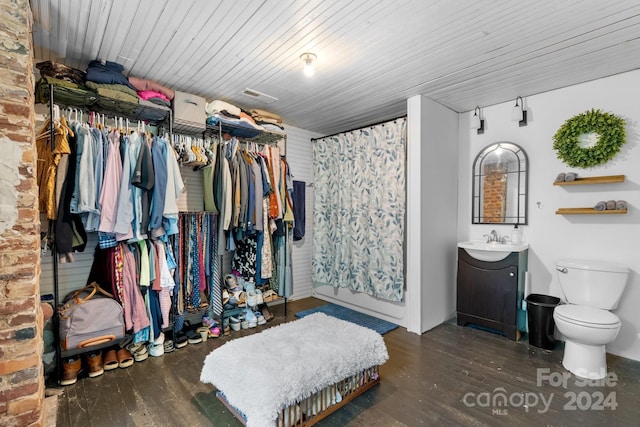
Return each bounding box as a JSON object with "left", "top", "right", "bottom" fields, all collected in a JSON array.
[{"left": 43, "top": 83, "right": 174, "bottom": 385}]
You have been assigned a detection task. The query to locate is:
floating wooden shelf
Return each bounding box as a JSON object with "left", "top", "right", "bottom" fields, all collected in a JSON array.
[
  {"left": 556, "top": 208, "right": 628, "bottom": 215},
  {"left": 553, "top": 175, "right": 625, "bottom": 186}
]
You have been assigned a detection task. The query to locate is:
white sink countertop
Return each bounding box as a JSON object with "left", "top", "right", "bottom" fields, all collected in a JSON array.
[{"left": 458, "top": 240, "right": 529, "bottom": 262}]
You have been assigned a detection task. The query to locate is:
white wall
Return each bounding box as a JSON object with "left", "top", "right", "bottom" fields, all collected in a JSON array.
[
  {"left": 413, "top": 96, "right": 460, "bottom": 333},
  {"left": 457, "top": 70, "right": 640, "bottom": 362},
  {"left": 285, "top": 124, "right": 321, "bottom": 300}
]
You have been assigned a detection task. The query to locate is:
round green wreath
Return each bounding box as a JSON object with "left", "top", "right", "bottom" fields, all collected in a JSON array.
[{"left": 552, "top": 109, "right": 626, "bottom": 168}]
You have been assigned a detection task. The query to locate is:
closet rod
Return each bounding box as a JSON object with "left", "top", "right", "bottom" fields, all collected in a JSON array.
[{"left": 311, "top": 115, "right": 407, "bottom": 141}]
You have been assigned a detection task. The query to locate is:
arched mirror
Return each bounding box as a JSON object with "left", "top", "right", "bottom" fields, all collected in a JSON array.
[{"left": 472, "top": 142, "right": 528, "bottom": 225}]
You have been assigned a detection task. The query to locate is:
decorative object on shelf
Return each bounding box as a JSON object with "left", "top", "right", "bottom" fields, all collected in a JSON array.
[
  {"left": 552, "top": 109, "right": 626, "bottom": 168},
  {"left": 553, "top": 174, "right": 625, "bottom": 186},
  {"left": 511, "top": 96, "right": 527, "bottom": 127},
  {"left": 556, "top": 207, "right": 627, "bottom": 215},
  {"left": 471, "top": 106, "right": 485, "bottom": 134}
]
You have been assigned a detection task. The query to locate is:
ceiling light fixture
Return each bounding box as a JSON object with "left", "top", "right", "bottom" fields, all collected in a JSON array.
[
  {"left": 301, "top": 53, "right": 317, "bottom": 77},
  {"left": 471, "top": 106, "right": 485, "bottom": 134},
  {"left": 511, "top": 96, "right": 527, "bottom": 127}
]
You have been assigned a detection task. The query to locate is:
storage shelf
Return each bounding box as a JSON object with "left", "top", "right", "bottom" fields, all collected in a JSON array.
[
  {"left": 555, "top": 208, "right": 628, "bottom": 215},
  {"left": 553, "top": 175, "right": 625, "bottom": 186}
]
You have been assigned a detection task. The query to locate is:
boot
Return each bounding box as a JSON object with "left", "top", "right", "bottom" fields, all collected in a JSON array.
[
  {"left": 86, "top": 351, "right": 104, "bottom": 378},
  {"left": 60, "top": 357, "right": 82, "bottom": 386}
]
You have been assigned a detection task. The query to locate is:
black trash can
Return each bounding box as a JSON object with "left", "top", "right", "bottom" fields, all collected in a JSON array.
[{"left": 526, "top": 294, "right": 561, "bottom": 350}]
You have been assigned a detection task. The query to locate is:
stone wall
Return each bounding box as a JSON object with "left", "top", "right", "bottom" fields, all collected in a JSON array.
[{"left": 0, "top": 0, "right": 45, "bottom": 425}]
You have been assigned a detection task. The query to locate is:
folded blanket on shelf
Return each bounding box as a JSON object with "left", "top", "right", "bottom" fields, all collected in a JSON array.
[
  {"left": 35, "top": 76, "right": 98, "bottom": 106},
  {"left": 86, "top": 60, "right": 136, "bottom": 90},
  {"left": 144, "top": 97, "right": 171, "bottom": 108},
  {"left": 137, "top": 90, "right": 170, "bottom": 102},
  {"left": 85, "top": 81, "right": 138, "bottom": 98},
  {"left": 128, "top": 76, "right": 175, "bottom": 100},
  {"left": 36, "top": 60, "right": 86, "bottom": 85},
  {"left": 91, "top": 87, "right": 139, "bottom": 104},
  {"left": 239, "top": 111, "right": 257, "bottom": 125},
  {"left": 616, "top": 200, "right": 627, "bottom": 210},
  {"left": 250, "top": 108, "right": 282, "bottom": 124},
  {"left": 205, "top": 99, "right": 241, "bottom": 116},
  {"left": 594, "top": 201, "right": 606, "bottom": 211},
  {"left": 206, "top": 115, "right": 263, "bottom": 139},
  {"left": 606, "top": 200, "right": 617, "bottom": 210}
]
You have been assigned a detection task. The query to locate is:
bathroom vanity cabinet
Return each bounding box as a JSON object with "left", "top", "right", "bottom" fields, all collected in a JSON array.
[{"left": 456, "top": 248, "right": 528, "bottom": 340}]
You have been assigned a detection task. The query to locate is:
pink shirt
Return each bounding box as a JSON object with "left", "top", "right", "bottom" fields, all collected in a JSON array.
[{"left": 98, "top": 131, "right": 122, "bottom": 232}]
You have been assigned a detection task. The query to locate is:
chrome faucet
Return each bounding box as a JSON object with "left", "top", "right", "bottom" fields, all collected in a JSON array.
[{"left": 483, "top": 229, "right": 502, "bottom": 243}]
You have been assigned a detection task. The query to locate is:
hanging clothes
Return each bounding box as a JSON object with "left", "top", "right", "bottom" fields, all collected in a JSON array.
[
  {"left": 292, "top": 180, "right": 306, "bottom": 240},
  {"left": 36, "top": 116, "right": 73, "bottom": 219}
]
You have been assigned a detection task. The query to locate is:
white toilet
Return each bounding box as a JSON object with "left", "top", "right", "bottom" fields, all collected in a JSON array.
[{"left": 553, "top": 259, "right": 629, "bottom": 379}]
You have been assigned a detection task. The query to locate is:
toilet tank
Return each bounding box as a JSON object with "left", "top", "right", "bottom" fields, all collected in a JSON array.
[{"left": 556, "top": 259, "right": 629, "bottom": 310}]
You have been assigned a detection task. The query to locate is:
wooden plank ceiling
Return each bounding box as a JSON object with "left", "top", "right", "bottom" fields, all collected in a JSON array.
[{"left": 30, "top": 0, "right": 640, "bottom": 135}]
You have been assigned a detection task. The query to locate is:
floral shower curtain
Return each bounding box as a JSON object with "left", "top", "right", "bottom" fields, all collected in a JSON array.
[{"left": 312, "top": 118, "right": 406, "bottom": 302}]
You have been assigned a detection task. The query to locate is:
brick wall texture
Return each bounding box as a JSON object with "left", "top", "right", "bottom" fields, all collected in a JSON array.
[
  {"left": 482, "top": 163, "right": 507, "bottom": 223},
  {"left": 0, "top": 0, "right": 45, "bottom": 426}
]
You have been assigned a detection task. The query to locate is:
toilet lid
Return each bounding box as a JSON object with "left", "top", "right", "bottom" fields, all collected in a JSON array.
[{"left": 555, "top": 304, "right": 620, "bottom": 326}]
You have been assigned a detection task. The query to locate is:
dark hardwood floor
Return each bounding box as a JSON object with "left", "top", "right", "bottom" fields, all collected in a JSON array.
[{"left": 52, "top": 297, "right": 640, "bottom": 427}]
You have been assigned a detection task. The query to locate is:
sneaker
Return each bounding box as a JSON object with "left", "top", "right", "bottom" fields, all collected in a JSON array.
[
  {"left": 164, "top": 340, "right": 175, "bottom": 353},
  {"left": 255, "top": 311, "right": 267, "bottom": 326},
  {"left": 60, "top": 357, "right": 82, "bottom": 386},
  {"left": 229, "top": 316, "right": 242, "bottom": 331},
  {"left": 187, "top": 330, "right": 203, "bottom": 344},
  {"left": 174, "top": 333, "right": 188, "bottom": 349},
  {"left": 245, "top": 309, "right": 257, "bottom": 328},
  {"left": 149, "top": 343, "right": 165, "bottom": 357},
  {"left": 153, "top": 332, "right": 165, "bottom": 346},
  {"left": 86, "top": 351, "right": 104, "bottom": 378}
]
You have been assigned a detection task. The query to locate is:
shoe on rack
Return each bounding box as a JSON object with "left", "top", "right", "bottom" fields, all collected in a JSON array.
[
  {"left": 174, "top": 332, "right": 188, "bottom": 349},
  {"left": 86, "top": 351, "right": 104, "bottom": 378},
  {"left": 245, "top": 309, "right": 257, "bottom": 328},
  {"left": 255, "top": 289, "right": 264, "bottom": 305},
  {"left": 126, "top": 342, "right": 149, "bottom": 362},
  {"left": 255, "top": 311, "right": 267, "bottom": 326},
  {"left": 116, "top": 348, "right": 134, "bottom": 368},
  {"left": 224, "top": 274, "right": 242, "bottom": 293},
  {"left": 153, "top": 332, "right": 165, "bottom": 346},
  {"left": 260, "top": 304, "right": 274, "bottom": 321},
  {"left": 103, "top": 349, "right": 119, "bottom": 371},
  {"left": 229, "top": 316, "right": 241, "bottom": 332},
  {"left": 164, "top": 340, "right": 175, "bottom": 353},
  {"left": 246, "top": 290, "right": 258, "bottom": 308},
  {"left": 187, "top": 330, "right": 203, "bottom": 344},
  {"left": 60, "top": 357, "right": 82, "bottom": 386},
  {"left": 149, "top": 342, "right": 165, "bottom": 357}
]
